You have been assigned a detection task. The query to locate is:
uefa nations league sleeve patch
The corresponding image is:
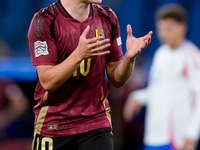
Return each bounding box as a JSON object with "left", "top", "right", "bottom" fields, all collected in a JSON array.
[
  {"left": 116, "top": 37, "right": 122, "bottom": 46},
  {"left": 34, "top": 41, "right": 49, "bottom": 58}
]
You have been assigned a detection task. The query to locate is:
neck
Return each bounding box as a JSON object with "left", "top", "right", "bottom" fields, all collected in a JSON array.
[
  {"left": 61, "top": 0, "right": 91, "bottom": 22},
  {"left": 170, "top": 38, "right": 185, "bottom": 49}
]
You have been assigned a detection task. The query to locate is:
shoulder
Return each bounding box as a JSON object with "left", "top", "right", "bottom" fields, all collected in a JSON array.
[
  {"left": 35, "top": 3, "right": 58, "bottom": 20},
  {"left": 154, "top": 44, "right": 169, "bottom": 57},
  {"left": 179, "top": 40, "right": 200, "bottom": 60},
  {"left": 182, "top": 40, "right": 200, "bottom": 65},
  {"left": 92, "top": 4, "right": 118, "bottom": 20},
  {"left": 33, "top": 3, "right": 59, "bottom": 25},
  {"left": 183, "top": 40, "right": 200, "bottom": 53},
  {"left": 150, "top": 44, "right": 170, "bottom": 65},
  {"left": 31, "top": 3, "right": 58, "bottom": 37}
]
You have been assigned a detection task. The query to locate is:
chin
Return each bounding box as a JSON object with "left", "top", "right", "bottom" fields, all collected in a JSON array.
[{"left": 91, "top": 0, "right": 102, "bottom": 4}]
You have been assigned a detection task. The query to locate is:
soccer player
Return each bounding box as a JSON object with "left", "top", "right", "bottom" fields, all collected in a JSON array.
[
  {"left": 27, "top": 0, "right": 152, "bottom": 150},
  {"left": 123, "top": 3, "right": 200, "bottom": 150}
]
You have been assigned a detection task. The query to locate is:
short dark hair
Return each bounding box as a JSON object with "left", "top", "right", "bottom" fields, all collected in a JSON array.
[{"left": 155, "top": 3, "right": 187, "bottom": 23}]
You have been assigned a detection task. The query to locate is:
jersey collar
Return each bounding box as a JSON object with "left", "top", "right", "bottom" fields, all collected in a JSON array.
[{"left": 56, "top": 0, "right": 93, "bottom": 19}]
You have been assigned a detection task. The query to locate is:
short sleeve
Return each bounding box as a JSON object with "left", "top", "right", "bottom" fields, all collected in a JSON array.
[
  {"left": 27, "top": 13, "right": 58, "bottom": 66},
  {"left": 106, "top": 10, "right": 123, "bottom": 62}
]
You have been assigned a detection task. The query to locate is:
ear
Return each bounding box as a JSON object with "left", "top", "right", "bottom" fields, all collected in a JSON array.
[{"left": 183, "top": 24, "right": 188, "bottom": 35}]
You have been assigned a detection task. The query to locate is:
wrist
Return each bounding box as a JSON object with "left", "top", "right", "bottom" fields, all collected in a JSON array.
[
  {"left": 125, "top": 53, "right": 136, "bottom": 63},
  {"left": 71, "top": 50, "right": 83, "bottom": 64}
]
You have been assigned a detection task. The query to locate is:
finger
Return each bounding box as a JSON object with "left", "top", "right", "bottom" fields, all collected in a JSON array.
[
  {"left": 148, "top": 31, "right": 153, "bottom": 36},
  {"left": 81, "top": 25, "right": 90, "bottom": 38},
  {"left": 89, "top": 38, "right": 110, "bottom": 48},
  {"left": 127, "top": 24, "right": 132, "bottom": 37},
  {"left": 90, "top": 42, "right": 111, "bottom": 53},
  {"left": 87, "top": 36, "right": 106, "bottom": 44},
  {"left": 91, "top": 50, "right": 110, "bottom": 56},
  {"left": 148, "top": 37, "right": 152, "bottom": 44},
  {"left": 147, "top": 31, "right": 153, "bottom": 43},
  {"left": 143, "top": 31, "right": 152, "bottom": 39},
  {"left": 147, "top": 31, "right": 153, "bottom": 39},
  {"left": 143, "top": 31, "right": 153, "bottom": 43}
]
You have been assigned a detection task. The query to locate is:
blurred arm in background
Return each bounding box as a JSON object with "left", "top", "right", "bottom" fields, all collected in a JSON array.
[
  {"left": 0, "top": 40, "right": 30, "bottom": 139},
  {"left": 123, "top": 88, "right": 148, "bottom": 123},
  {"left": 0, "top": 78, "right": 30, "bottom": 137}
]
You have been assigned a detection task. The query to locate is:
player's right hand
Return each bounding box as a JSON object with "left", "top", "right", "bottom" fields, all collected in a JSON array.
[{"left": 74, "top": 25, "right": 111, "bottom": 61}]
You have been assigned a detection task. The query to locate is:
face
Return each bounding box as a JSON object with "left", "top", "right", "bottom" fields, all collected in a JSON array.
[{"left": 156, "top": 18, "right": 186, "bottom": 48}]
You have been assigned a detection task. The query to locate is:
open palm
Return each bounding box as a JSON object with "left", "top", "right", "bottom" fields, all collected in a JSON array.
[{"left": 126, "top": 24, "right": 153, "bottom": 59}]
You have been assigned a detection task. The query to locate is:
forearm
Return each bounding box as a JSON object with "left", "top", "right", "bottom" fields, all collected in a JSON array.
[
  {"left": 37, "top": 51, "right": 82, "bottom": 92},
  {"left": 110, "top": 24, "right": 152, "bottom": 88},
  {"left": 108, "top": 54, "right": 135, "bottom": 88}
]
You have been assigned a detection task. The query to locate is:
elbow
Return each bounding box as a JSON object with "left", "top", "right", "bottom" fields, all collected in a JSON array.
[
  {"left": 107, "top": 75, "right": 128, "bottom": 88},
  {"left": 107, "top": 71, "right": 131, "bottom": 88},
  {"left": 113, "top": 85, "right": 123, "bottom": 89},
  {"left": 109, "top": 80, "right": 127, "bottom": 88},
  {"left": 114, "top": 82, "right": 126, "bottom": 88},
  {"left": 41, "top": 82, "right": 57, "bottom": 93},
  {"left": 39, "top": 77, "right": 63, "bottom": 92}
]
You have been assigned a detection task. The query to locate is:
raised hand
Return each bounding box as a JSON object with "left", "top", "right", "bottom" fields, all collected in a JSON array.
[
  {"left": 126, "top": 24, "right": 153, "bottom": 60},
  {"left": 75, "top": 25, "right": 111, "bottom": 61}
]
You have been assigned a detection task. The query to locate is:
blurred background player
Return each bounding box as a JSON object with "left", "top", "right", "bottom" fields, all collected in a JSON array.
[
  {"left": 0, "top": 40, "right": 32, "bottom": 149},
  {"left": 123, "top": 3, "right": 200, "bottom": 150}
]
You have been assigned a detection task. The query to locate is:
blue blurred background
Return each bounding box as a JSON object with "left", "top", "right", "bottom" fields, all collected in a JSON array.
[{"left": 0, "top": 0, "right": 200, "bottom": 150}]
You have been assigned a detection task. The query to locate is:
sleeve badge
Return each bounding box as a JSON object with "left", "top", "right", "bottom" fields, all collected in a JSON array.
[
  {"left": 116, "top": 37, "right": 122, "bottom": 46},
  {"left": 34, "top": 41, "right": 49, "bottom": 58}
]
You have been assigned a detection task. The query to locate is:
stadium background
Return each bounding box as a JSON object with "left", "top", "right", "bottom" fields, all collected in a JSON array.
[{"left": 0, "top": 0, "right": 200, "bottom": 149}]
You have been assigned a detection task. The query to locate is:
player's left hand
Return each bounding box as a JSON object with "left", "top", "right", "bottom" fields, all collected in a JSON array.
[{"left": 126, "top": 24, "right": 153, "bottom": 60}]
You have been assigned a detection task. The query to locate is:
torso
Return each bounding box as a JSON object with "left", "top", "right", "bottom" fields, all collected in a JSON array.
[{"left": 27, "top": 0, "right": 123, "bottom": 137}]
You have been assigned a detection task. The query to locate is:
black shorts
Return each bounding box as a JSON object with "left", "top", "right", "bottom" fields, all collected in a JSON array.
[{"left": 32, "top": 127, "right": 114, "bottom": 150}]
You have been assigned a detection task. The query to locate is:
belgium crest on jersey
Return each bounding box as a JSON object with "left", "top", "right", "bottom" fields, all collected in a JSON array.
[{"left": 94, "top": 29, "right": 105, "bottom": 42}]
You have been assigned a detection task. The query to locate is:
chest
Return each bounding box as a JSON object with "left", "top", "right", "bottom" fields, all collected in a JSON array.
[
  {"left": 55, "top": 16, "right": 111, "bottom": 59},
  {"left": 53, "top": 16, "right": 111, "bottom": 78}
]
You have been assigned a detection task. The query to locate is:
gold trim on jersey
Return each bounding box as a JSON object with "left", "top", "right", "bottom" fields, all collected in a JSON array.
[
  {"left": 101, "top": 87, "right": 112, "bottom": 126},
  {"left": 32, "top": 91, "right": 49, "bottom": 150}
]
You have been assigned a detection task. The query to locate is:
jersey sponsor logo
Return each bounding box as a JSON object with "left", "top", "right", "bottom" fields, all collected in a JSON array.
[
  {"left": 34, "top": 41, "right": 49, "bottom": 58},
  {"left": 116, "top": 37, "right": 122, "bottom": 46},
  {"left": 94, "top": 29, "right": 105, "bottom": 42},
  {"left": 48, "top": 124, "right": 58, "bottom": 130}
]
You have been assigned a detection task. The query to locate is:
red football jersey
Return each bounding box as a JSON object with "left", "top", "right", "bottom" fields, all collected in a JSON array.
[{"left": 27, "top": 0, "right": 123, "bottom": 137}]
